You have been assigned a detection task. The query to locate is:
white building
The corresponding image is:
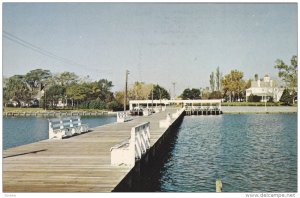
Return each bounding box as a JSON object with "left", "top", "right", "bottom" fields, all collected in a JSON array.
[{"left": 246, "top": 75, "right": 284, "bottom": 102}]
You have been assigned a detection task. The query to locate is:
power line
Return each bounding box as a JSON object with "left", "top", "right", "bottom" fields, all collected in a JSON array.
[
  {"left": 3, "top": 31, "right": 119, "bottom": 78},
  {"left": 3, "top": 31, "right": 87, "bottom": 68}
]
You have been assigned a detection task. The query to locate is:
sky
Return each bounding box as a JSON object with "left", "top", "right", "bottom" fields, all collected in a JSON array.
[{"left": 2, "top": 3, "right": 298, "bottom": 95}]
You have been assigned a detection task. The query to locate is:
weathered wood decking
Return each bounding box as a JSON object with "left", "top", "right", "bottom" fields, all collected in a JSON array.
[{"left": 3, "top": 108, "right": 180, "bottom": 192}]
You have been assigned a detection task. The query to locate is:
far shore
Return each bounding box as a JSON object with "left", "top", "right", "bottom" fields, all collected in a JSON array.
[
  {"left": 222, "top": 106, "right": 297, "bottom": 114},
  {"left": 3, "top": 105, "right": 297, "bottom": 117}
]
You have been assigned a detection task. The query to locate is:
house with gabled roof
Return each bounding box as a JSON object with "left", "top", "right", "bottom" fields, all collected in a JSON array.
[{"left": 246, "top": 74, "right": 284, "bottom": 102}]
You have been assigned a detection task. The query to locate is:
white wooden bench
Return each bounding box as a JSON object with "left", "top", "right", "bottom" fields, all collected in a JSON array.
[
  {"left": 48, "top": 116, "right": 89, "bottom": 139},
  {"left": 172, "top": 108, "right": 185, "bottom": 118},
  {"left": 159, "top": 113, "right": 172, "bottom": 128},
  {"left": 153, "top": 107, "right": 160, "bottom": 113},
  {"left": 110, "top": 122, "right": 150, "bottom": 167},
  {"left": 117, "top": 111, "right": 133, "bottom": 123},
  {"left": 143, "top": 108, "right": 152, "bottom": 116}
]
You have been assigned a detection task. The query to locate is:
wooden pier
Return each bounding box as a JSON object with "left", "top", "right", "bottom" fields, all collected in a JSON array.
[
  {"left": 185, "top": 106, "right": 222, "bottom": 116},
  {"left": 3, "top": 108, "right": 184, "bottom": 192}
]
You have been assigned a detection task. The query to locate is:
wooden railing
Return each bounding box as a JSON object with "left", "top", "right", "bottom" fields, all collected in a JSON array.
[
  {"left": 110, "top": 122, "right": 150, "bottom": 167},
  {"left": 185, "top": 106, "right": 220, "bottom": 111}
]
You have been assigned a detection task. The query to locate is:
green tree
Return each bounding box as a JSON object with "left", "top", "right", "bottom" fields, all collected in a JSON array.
[
  {"left": 210, "top": 72, "right": 215, "bottom": 92},
  {"left": 25, "top": 69, "right": 51, "bottom": 90},
  {"left": 129, "top": 81, "right": 152, "bottom": 100},
  {"left": 115, "top": 91, "right": 125, "bottom": 105},
  {"left": 209, "top": 91, "right": 222, "bottom": 99},
  {"left": 4, "top": 75, "right": 32, "bottom": 104},
  {"left": 181, "top": 88, "right": 201, "bottom": 100},
  {"left": 279, "top": 88, "right": 293, "bottom": 105},
  {"left": 66, "top": 84, "right": 89, "bottom": 108},
  {"left": 222, "top": 70, "right": 245, "bottom": 102},
  {"left": 148, "top": 84, "right": 170, "bottom": 100},
  {"left": 55, "top": 71, "right": 78, "bottom": 86},
  {"left": 89, "top": 99, "right": 107, "bottom": 109},
  {"left": 107, "top": 100, "right": 123, "bottom": 111},
  {"left": 216, "top": 67, "right": 221, "bottom": 91},
  {"left": 97, "top": 79, "right": 114, "bottom": 102},
  {"left": 201, "top": 87, "right": 210, "bottom": 99},
  {"left": 274, "top": 55, "right": 297, "bottom": 104},
  {"left": 83, "top": 79, "right": 114, "bottom": 102},
  {"left": 46, "top": 84, "right": 65, "bottom": 108}
]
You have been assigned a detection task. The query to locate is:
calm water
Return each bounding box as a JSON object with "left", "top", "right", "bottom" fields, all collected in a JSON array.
[
  {"left": 3, "top": 115, "right": 116, "bottom": 150},
  {"left": 3, "top": 114, "right": 297, "bottom": 192},
  {"left": 152, "top": 114, "right": 297, "bottom": 192}
]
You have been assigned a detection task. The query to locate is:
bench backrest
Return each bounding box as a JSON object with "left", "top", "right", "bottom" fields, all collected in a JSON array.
[
  {"left": 129, "top": 122, "right": 150, "bottom": 163},
  {"left": 49, "top": 116, "right": 83, "bottom": 131},
  {"left": 117, "top": 112, "right": 127, "bottom": 119}
]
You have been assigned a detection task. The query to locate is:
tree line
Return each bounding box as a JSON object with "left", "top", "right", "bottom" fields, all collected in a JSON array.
[
  {"left": 3, "top": 55, "right": 297, "bottom": 109},
  {"left": 180, "top": 55, "right": 297, "bottom": 105},
  {"left": 3, "top": 69, "right": 123, "bottom": 110},
  {"left": 3, "top": 69, "right": 171, "bottom": 110},
  {"left": 180, "top": 67, "right": 251, "bottom": 101}
]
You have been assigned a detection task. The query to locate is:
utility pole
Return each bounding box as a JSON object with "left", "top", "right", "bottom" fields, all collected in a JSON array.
[
  {"left": 44, "top": 89, "right": 47, "bottom": 111},
  {"left": 172, "top": 82, "right": 176, "bottom": 99},
  {"left": 124, "top": 70, "right": 129, "bottom": 112},
  {"left": 43, "top": 83, "right": 47, "bottom": 111},
  {"left": 151, "top": 84, "right": 154, "bottom": 112},
  {"left": 159, "top": 86, "right": 162, "bottom": 110}
]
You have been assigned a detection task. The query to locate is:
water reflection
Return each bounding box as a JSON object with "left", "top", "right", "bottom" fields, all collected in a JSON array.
[
  {"left": 150, "top": 114, "right": 297, "bottom": 192},
  {"left": 3, "top": 115, "right": 116, "bottom": 150}
]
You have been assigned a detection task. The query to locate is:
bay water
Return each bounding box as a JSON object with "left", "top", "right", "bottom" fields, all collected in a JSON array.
[{"left": 2, "top": 113, "right": 297, "bottom": 192}]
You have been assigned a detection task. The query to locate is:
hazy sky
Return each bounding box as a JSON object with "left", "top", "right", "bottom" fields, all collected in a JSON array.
[{"left": 3, "top": 3, "right": 297, "bottom": 94}]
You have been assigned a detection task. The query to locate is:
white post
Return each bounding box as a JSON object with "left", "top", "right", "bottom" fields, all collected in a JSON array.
[
  {"left": 77, "top": 117, "right": 81, "bottom": 126},
  {"left": 265, "top": 94, "right": 267, "bottom": 111},
  {"left": 48, "top": 121, "right": 53, "bottom": 138},
  {"left": 70, "top": 119, "right": 73, "bottom": 128},
  {"left": 60, "top": 120, "right": 63, "bottom": 130},
  {"left": 130, "top": 103, "right": 133, "bottom": 111},
  {"left": 129, "top": 128, "right": 136, "bottom": 167},
  {"left": 49, "top": 121, "right": 52, "bottom": 133}
]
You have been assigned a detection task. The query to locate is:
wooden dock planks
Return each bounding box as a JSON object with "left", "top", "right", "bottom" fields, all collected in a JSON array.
[{"left": 3, "top": 109, "right": 179, "bottom": 192}]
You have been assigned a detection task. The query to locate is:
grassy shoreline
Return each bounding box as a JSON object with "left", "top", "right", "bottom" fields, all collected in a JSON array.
[
  {"left": 223, "top": 111, "right": 297, "bottom": 114},
  {"left": 3, "top": 107, "right": 114, "bottom": 113},
  {"left": 221, "top": 102, "right": 297, "bottom": 107},
  {"left": 3, "top": 105, "right": 297, "bottom": 115}
]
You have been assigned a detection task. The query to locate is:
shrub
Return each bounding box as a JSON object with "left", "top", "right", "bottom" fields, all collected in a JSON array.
[
  {"left": 268, "top": 97, "right": 274, "bottom": 103},
  {"left": 107, "top": 101, "right": 123, "bottom": 111},
  {"left": 280, "top": 89, "right": 293, "bottom": 105},
  {"left": 5, "top": 103, "right": 15, "bottom": 107},
  {"left": 89, "top": 99, "right": 107, "bottom": 109},
  {"left": 248, "top": 94, "right": 261, "bottom": 102},
  {"left": 209, "top": 91, "right": 222, "bottom": 99},
  {"left": 79, "top": 101, "right": 90, "bottom": 109}
]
